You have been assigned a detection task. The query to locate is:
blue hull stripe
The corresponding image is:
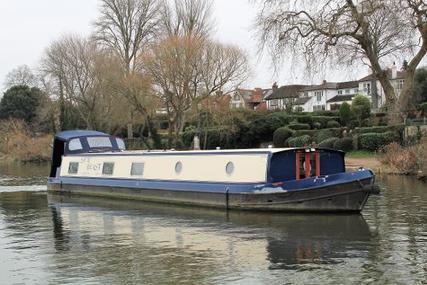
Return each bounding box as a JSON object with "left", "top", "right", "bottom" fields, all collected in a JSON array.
[{"left": 48, "top": 169, "right": 374, "bottom": 194}]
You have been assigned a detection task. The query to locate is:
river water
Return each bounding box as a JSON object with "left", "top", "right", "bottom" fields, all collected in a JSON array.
[{"left": 0, "top": 163, "right": 426, "bottom": 285}]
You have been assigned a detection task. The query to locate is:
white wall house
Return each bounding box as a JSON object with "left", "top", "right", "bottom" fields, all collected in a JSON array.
[{"left": 358, "top": 64, "right": 406, "bottom": 109}]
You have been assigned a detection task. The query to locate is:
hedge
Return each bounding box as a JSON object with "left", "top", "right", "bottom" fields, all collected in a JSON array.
[
  {"left": 318, "top": 137, "right": 339, "bottom": 148},
  {"left": 287, "top": 135, "right": 312, "bottom": 147},
  {"left": 288, "top": 123, "right": 311, "bottom": 130},
  {"left": 333, "top": 137, "right": 353, "bottom": 151},
  {"left": 293, "top": 129, "right": 318, "bottom": 138},
  {"left": 326, "top": 120, "right": 341, "bottom": 128},
  {"left": 358, "top": 131, "right": 400, "bottom": 151},
  {"left": 354, "top": 125, "right": 404, "bottom": 137},
  {"left": 273, "top": 127, "right": 294, "bottom": 147},
  {"left": 315, "top": 128, "right": 346, "bottom": 142}
]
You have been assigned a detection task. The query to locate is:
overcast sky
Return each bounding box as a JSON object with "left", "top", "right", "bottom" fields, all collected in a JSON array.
[{"left": 0, "top": 0, "right": 367, "bottom": 92}]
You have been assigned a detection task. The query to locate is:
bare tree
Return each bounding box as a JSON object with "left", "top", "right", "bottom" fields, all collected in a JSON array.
[
  {"left": 142, "top": 36, "right": 249, "bottom": 147},
  {"left": 93, "top": 0, "right": 160, "bottom": 73},
  {"left": 160, "top": 0, "right": 214, "bottom": 38},
  {"left": 3, "top": 65, "right": 38, "bottom": 89},
  {"left": 42, "top": 35, "right": 112, "bottom": 129},
  {"left": 256, "top": 0, "right": 427, "bottom": 122}
]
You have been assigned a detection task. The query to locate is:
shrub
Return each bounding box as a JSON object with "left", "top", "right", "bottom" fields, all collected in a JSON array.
[
  {"left": 351, "top": 95, "right": 371, "bottom": 125},
  {"left": 0, "top": 119, "right": 52, "bottom": 162},
  {"left": 273, "top": 127, "right": 294, "bottom": 147},
  {"left": 339, "top": 102, "right": 353, "bottom": 126},
  {"left": 288, "top": 123, "right": 311, "bottom": 130},
  {"left": 313, "top": 122, "right": 322, "bottom": 129},
  {"left": 293, "top": 115, "right": 313, "bottom": 125},
  {"left": 359, "top": 131, "right": 400, "bottom": 151},
  {"left": 287, "top": 135, "right": 312, "bottom": 147},
  {"left": 316, "top": 129, "right": 335, "bottom": 143},
  {"left": 419, "top": 102, "right": 427, "bottom": 116},
  {"left": 293, "top": 129, "right": 317, "bottom": 137},
  {"left": 333, "top": 137, "right": 353, "bottom": 152},
  {"left": 311, "top": 116, "right": 338, "bottom": 128},
  {"left": 326, "top": 120, "right": 341, "bottom": 128},
  {"left": 318, "top": 137, "right": 339, "bottom": 148},
  {"left": 380, "top": 142, "right": 418, "bottom": 174}
]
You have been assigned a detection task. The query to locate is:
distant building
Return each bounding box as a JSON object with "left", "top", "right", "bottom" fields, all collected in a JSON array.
[{"left": 358, "top": 63, "right": 406, "bottom": 109}]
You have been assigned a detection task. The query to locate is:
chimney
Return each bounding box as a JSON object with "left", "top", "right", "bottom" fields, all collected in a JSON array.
[
  {"left": 322, "top": 80, "right": 327, "bottom": 85},
  {"left": 391, "top": 62, "right": 397, "bottom": 79},
  {"left": 272, "top": 82, "right": 278, "bottom": 92}
]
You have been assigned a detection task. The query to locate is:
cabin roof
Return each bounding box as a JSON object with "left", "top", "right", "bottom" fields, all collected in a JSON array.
[
  {"left": 71, "top": 147, "right": 344, "bottom": 156},
  {"left": 55, "top": 130, "right": 109, "bottom": 141}
]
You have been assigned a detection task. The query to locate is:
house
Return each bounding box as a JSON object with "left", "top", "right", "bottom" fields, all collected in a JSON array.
[
  {"left": 358, "top": 63, "right": 406, "bottom": 109},
  {"left": 301, "top": 80, "right": 359, "bottom": 111},
  {"left": 264, "top": 83, "right": 311, "bottom": 111},
  {"left": 228, "top": 88, "right": 269, "bottom": 110}
]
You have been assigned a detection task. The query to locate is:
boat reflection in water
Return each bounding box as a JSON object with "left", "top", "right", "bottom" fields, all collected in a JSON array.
[{"left": 48, "top": 192, "right": 373, "bottom": 272}]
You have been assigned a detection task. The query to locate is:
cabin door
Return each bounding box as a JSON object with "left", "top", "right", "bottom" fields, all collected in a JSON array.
[
  {"left": 295, "top": 150, "right": 320, "bottom": 180},
  {"left": 49, "top": 139, "right": 65, "bottom": 177}
]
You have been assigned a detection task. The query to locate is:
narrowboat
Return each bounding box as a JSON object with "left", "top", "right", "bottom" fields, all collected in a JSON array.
[{"left": 47, "top": 130, "right": 379, "bottom": 212}]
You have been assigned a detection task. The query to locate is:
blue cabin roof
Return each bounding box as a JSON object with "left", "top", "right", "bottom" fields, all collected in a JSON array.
[{"left": 55, "top": 130, "right": 109, "bottom": 141}]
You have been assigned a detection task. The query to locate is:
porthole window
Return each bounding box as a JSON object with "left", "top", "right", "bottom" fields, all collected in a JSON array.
[
  {"left": 175, "top": 161, "right": 183, "bottom": 174},
  {"left": 68, "top": 162, "right": 79, "bottom": 174},
  {"left": 226, "top": 161, "right": 234, "bottom": 175},
  {"left": 102, "top": 162, "right": 115, "bottom": 175},
  {"left": 131, "top": 162, "right": 144, "bottom": 176}
]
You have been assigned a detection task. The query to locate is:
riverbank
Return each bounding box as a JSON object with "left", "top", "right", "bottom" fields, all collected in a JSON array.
[{"left": 345, "top": 151, "right": 383, "bottom": 173}]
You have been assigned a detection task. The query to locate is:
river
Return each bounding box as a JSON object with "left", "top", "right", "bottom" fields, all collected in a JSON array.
[{"left": 0, "top": 162, "right": 426, "bottom": 284}]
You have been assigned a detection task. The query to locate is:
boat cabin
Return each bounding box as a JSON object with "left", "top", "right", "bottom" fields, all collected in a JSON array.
[
  {"left": 51, "top": 131, "right": 345, "bottom": 184},
  {"left": 50, "top": 130, "right": 125, "bottom": 178}
]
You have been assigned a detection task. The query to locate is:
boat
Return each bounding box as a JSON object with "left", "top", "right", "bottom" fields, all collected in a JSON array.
[{"left": 47, "top": 130, "right": 379, "bottom": 212}]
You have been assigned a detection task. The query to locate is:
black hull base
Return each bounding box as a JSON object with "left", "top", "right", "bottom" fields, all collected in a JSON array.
[{"left": 47, "top": 177, "right": 375, "bottom": 213}]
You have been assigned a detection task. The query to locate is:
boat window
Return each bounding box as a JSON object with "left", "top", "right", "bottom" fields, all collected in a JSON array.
[
  {"left": 68, "top": 162, "right": 79, "bottom": 174},
  {"left": 131, "top": 162, "right": 144, "bottom": 176},
  {"left": 116, "top": 138, "right": 126, "bottom": 150},
  {"left": 87, "top": 137, "right": 112, "bottom": 149},
  {"left": 68, "top": 138, "right": 83, "bottom": 151},
  {"left": 102, "top": 162, "right": 115, "bottom": 175},
  {"left": 175, "top": 161, "right": 183, "bottom": 174},
  {"left": 226, "top": 161, "right": 234, "bottom": 175}
]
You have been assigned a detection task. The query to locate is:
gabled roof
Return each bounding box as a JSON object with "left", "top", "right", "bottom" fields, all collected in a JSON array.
[
  {"left": 264, "top": 85, "right": 309, "bottom": 100},
  {"left": 327, "top": 94, "right": 354, "bottom": 103},
  {"left": 359, "top": 68, "right": 406, "bottom": 82},
  {"left": 55, "top": 130, "right": 109, "bottom": 141},
  {"left": 302, "top": 82, "right": 337, "bottom": 91},
  {"left": 336, "top": 81, "right": 359, "bottom": 89}
]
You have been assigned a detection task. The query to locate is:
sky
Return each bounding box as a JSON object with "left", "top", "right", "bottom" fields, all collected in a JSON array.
[{"left": 0, "top": 0, "right": 368, "bottom": 92}]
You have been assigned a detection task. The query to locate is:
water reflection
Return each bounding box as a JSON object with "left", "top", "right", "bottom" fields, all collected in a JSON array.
[
  {"left": 47, "top": 194, "right": 374, "bottom": 284},
  {"left": 0, "top": 173, "right": 426, "bottom": 284}
]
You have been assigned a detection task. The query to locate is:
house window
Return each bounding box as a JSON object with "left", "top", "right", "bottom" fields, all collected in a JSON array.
[
  {"left": 345, "top": 89, "right": 350, "bottom": 94},
  {"left": 68, "top": 162, "right": 79, "bottom": 174},
  {"left": 102, "top": 162, "right": 115, "bottom": 175},
  {"left": 226, "top": 162, "right": 234, "bottom": 175},
  {"left": 68, "top": 139, "right": 82, "bottom": 151},
  {"left": 131, "top": 162, "right": 144, "bottom": 176},
  {"left": 313, "top": 105, "right": 326, "bottom": 111},
  {"left": 315, "top": 91, "right": 323, "bottom": 102},
  {"left": 363, "top": 83, "right": 371, "bottom": 95},
  {"left": 397, "top": 79, "right": 404, "bottom": 90},
  {"left": 354, "top": 88, "right": 358, "bottom": 93},
  {"left": 233, "top": 94, "right": 240, "bottom": 101},
  {"left": 338, "top": 90, "right": 343, "bottom": 95}
]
